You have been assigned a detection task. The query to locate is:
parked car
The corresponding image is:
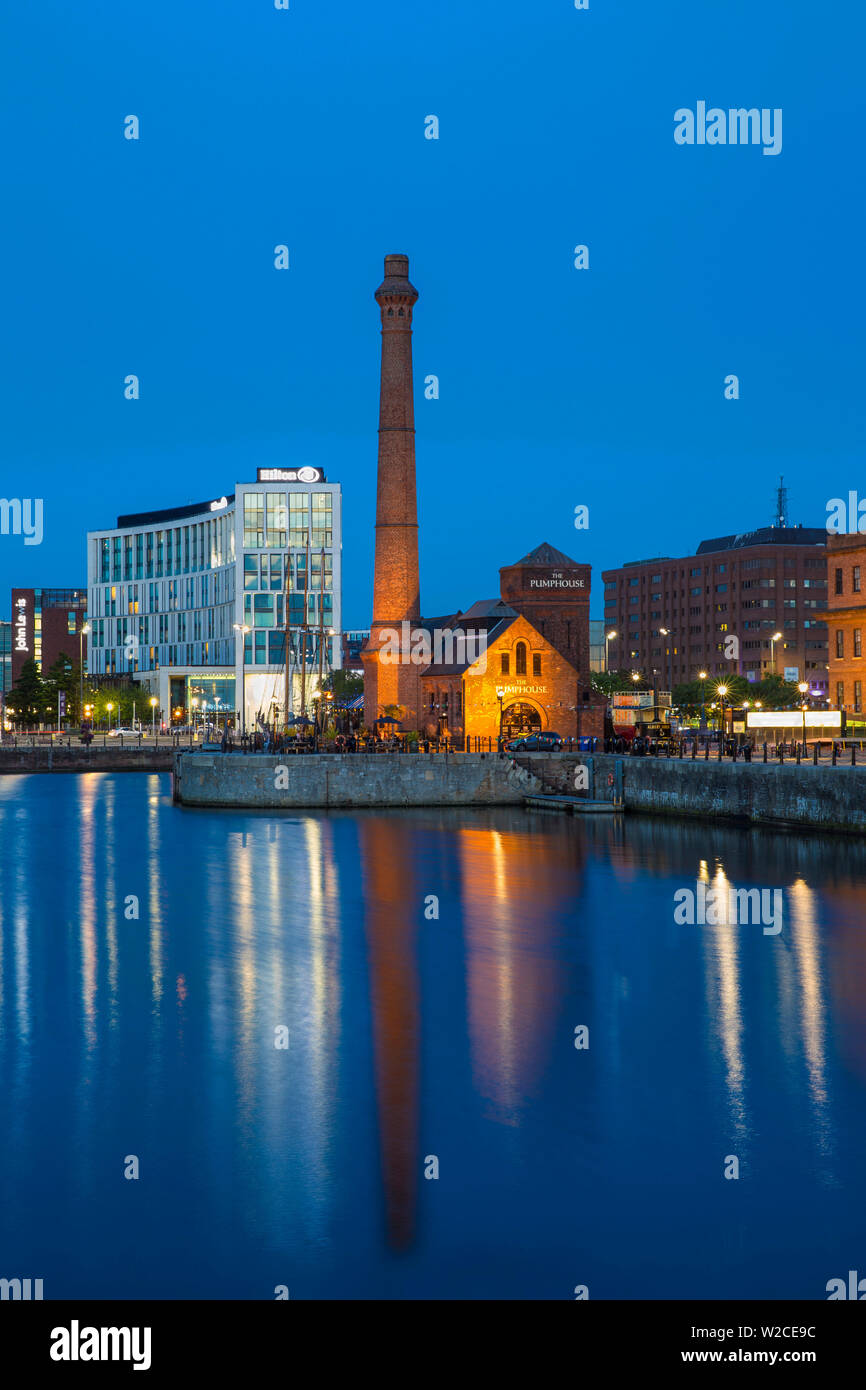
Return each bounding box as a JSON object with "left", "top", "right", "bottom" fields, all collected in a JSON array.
[
  {"left": 505, "top": 732, "right": 563, "bottom": 752},
  {"left": 108, "top": 727, "right": 140, "bottom": 738}
]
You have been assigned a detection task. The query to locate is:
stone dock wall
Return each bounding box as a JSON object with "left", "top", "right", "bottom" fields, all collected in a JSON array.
[{"left": 172, "top": 749, "right": 866, "bottom": 833}]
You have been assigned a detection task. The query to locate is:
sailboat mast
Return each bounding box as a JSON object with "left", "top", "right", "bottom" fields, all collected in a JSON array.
[
  {"left": 300, "top": 528, "right": 310, "bottom": 719},
  {"left": 318, "top": 544, "right": 326, "bottom": 730}
]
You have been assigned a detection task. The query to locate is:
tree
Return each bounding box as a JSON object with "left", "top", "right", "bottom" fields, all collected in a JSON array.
[
  {"left": 591, "top": 669, "right": 643, "bottom": 696},
  {"left": 8, "top": 658, "right": 45, "bottom": 726},
  {"left": 43, "top": 651, "right": 78, "bottom": 722},
  {"left": 323, "top": 668, "right": 363, "bottom": 703}
]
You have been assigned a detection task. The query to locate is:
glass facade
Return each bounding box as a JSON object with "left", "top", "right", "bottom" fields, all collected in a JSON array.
[{"left": 86, "top": 481, "right": 341, "bottom": 726}]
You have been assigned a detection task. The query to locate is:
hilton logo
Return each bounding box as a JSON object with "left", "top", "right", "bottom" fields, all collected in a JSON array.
[{"left": 257, "top": 467, "right": 324, "bottom": 484}]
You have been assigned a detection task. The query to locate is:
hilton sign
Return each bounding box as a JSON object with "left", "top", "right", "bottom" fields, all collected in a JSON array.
[
  {"left": 528, "top": 569, "right": 586, "bottom": 590},
  {"left": 256, "top": 467, "right": 325, "bottom": 484}
]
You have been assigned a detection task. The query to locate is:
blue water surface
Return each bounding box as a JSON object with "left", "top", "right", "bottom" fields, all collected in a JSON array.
[{"left": 1, "top": 773, "right": 864, "bottom": 1299}]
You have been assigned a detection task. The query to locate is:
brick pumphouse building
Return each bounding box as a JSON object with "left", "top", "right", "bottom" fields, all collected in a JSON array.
[{"left": 361, "top": 254, "right": 603, "bottom": 743}]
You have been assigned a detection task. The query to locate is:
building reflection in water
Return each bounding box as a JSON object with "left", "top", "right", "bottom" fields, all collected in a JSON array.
[
  {"left": 699, "top": 859, "right": 748, "bottom": 1145},
  {"left": 359, "top": 815, "right": 420, "bottom": 1251},
  {"left": 458, "top": 821, "right": 576, "bottom": 1128}
]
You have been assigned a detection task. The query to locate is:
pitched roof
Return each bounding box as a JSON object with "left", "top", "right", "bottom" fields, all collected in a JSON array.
[
  {"left": 456, "top": 598, "right": 518, "bottom": 623},
  {"left": 422, "top": 616, "right": 517, "bottom": 676},
  {"left": 509, "top": 541, "right": 579, "bottom": 568}
]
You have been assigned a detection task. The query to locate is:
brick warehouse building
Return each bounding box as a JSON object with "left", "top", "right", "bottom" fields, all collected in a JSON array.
[
  {"left": 361, "top": 255, "right": 603, "bottom": 742},
  {"left": 418, "top": 546, "right": 605, "bottom": 743},
  {"left": 817, "top": 534, "right": 866, "bottom": 717},
  {"left": 10, "top": 587, "right": 88, "bottom": 686},
  {"left": 601, "top": 525, "right": 829, "bottom": 695}
]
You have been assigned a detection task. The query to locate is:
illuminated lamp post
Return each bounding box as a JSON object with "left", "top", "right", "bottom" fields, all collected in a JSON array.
[
  {"left": 717, "top": 684, "right": 729, "bottom": 753},
  {"left": 798, "top": 681, "right": 809, "bottom": 755},
  {"left": 106, "top": 701, "right": 113, "bottom": 733},
  {"left": 605, "top": 630, "right": 617, "bottom": 672},
  {"left": 496, "top": 686, "right": 505, "bottom": 750},
  {"left": 150, "top": 696, "right": 158, "bottom": 737},
  {"left": 233, "top": 623, "right": 250, "bottom": 736},
  {"left": 770, "top": 631, "right": 782, "bottom": 677},
  {"left": 698, "top": 669, "right": 708, "bottom": 731},
  {"left": 79, "top": 622, "right": 90, "bottom": 720}
]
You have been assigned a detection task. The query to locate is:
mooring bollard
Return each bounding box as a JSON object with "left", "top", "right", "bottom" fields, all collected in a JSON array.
[
  {"left": 763, "top": 742, "right": 768, "bottom": 763},
  {"left": 813, "top": 744, "right": 818, "bottom": 766},
  {"left": 705, "top": 742, "right": 709, "bottom": 761},
  {"left": 778, "top": 744, "right": 784, "bottom": 763},
  {"left": 832, "top": 743, "right": 838, "bottom": 766},
  {"left": 796, "top": 745, "right": 801, "bottom": 765},
  {"left": 852, "top": 745, "right": 857, "bottom": 767},
  {"left": 691, "top": 740, "right": 696, "bottom": 760}
]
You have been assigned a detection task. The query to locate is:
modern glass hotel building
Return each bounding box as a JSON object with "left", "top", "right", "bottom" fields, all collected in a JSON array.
[{"left": 86, "top": 467, "right": 342, "bottom": 729}]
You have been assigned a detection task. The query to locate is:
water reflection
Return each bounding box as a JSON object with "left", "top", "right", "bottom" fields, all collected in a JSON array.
[{"left": 1, "top": 781, "right": 866, "bottom": 1297}]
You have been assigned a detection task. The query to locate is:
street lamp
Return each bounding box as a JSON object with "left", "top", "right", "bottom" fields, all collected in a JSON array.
[
  {"left": 798, "top": 680, "right": 809, "bottom": 755},
  {"left": 631, "top": 671, "right": 641, "bottom": 684},
  {"left": 660, "top": 628, "right": 675, "bottom": 701},
  {"left": 496, "top": 685, "right": 505, "bottom": 749},
  {"left": 79, "top": 623, "right": 90, "bottom": 720},
  {"left": 717, "top": 684, "right": 729, "bottom": 751},
  {"left": 190, "top": 697, "right": 198, "bottom": 736},
  {"left": 106, "top": 702, "right": 113, "bottom": 732},
  {"left": 770, "top": 631, "right": 782, "bottom": 676},
  {"left": 233, "top": 625, "right": 250, "bottom": 736},
  {"left": 149, "top": 696, "right": 158, "bottom": 737},
  {"left": 605, "top": 630, "right": 617, "bottom": 672},
  {"left": 698, "top": 670, "right": 708, "bottom": 730}
]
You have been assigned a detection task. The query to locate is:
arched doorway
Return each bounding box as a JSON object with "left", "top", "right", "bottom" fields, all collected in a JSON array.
[{"left": 502, "top": 701, "right": 542, "bottom": 738}]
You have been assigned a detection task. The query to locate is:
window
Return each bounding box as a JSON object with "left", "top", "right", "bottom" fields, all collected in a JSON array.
[
  {"left": 515, "top": 642, "right": 527, "bottom": 675},
  {"left": 856, "top": 680, "right": 862, "bottom": 714},
  {"left": 835, "top": 568, "right": 843, "bottom": 595},
  {"left": 266, "top": 493, "right": 287, "bottom": 548},
  {"left": 837, "top": 681, "right": 845, "bottom": 708},
  {"left": 856, "top": 567, "right": 862, "bottom": 593},
  {"left": 856, "top": 629, "right": 862, "bottom": 658},
  {"left": 500, "top": 653, "right": 509, "bottom": 675},
  {"left": 67, "top": 611, "right": 77, "bottom": 635},
  {"left": 253, "top": 594, "right": 274, "bottom": 628},
  {"left": 244, "top": 555, "right": 259, "bottom": 590},
  {"left": 311, "top": 493, "right": 333, "bottom": 547},
  {"left": 690, "top": 567, "right": 701, "bottom": 577},
  {"left": 289, "top": 494, "right": 309, "bottom": 548},
  {"left": 836, "top": 630, "right": 845, "bottom": 659},
  {"left": 244, "top": 493, "right": 265, "bottom": 549},
  {"left": 532, "top": 653, "right": 541, "bottom": 676}
]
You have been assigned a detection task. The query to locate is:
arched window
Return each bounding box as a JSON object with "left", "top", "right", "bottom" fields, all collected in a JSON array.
[
  {"left": 532, "top": 653, "right": 541, "bottom": 676},
  {"left": 515, "top": 641, "right": 527, "bottom": 675},
  {"left": 398, "top": 307, "right": 405, "bottom": 317},
  {"left": 387, "top": 308, "right": 394, "bottom": 317}
]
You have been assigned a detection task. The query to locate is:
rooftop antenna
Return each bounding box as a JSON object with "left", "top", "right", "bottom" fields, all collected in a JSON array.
[{"left": 775, "top": 475, "right": 788, "bottom": 529}]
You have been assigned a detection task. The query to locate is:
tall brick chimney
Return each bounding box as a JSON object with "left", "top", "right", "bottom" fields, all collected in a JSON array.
[{"left": 362, "top": 254, "right": 422, "bottom": 729}]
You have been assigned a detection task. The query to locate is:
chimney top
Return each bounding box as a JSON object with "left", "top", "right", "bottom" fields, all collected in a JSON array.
[{"left": 376, "top": 253, "right": 418, "bottom": 304}]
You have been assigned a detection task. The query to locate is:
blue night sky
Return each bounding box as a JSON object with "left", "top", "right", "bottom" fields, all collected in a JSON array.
[{"left": 2, "top": 0, "right": 863, "bottom": 627}]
